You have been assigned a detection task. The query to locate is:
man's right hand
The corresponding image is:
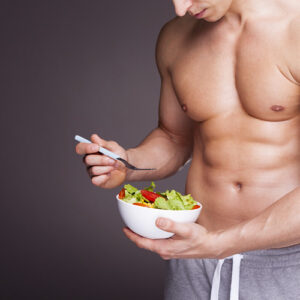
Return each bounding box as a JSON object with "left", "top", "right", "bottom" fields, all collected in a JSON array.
[{"left": 75, "top": 134, "right": 127, "bottom": 189}]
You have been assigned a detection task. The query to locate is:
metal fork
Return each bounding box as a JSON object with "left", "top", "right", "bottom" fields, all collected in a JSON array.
[{"left": 75, "top": 135, "right": 156, "bottom": 171}]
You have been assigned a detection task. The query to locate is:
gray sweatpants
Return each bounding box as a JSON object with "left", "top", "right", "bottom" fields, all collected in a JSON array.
[{"left": 164, "top": 244, "right": 300, "bottom": 300}]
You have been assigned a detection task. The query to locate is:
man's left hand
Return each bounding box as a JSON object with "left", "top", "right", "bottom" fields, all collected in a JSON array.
[{"left": 123, "top": 217, "right": 221, "bottom": 260}]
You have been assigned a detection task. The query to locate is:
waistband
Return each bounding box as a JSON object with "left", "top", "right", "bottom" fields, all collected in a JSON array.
[
  {"left": 225, "top": 243, "right": 300, "bottom": 268},
  {"left": 211, "top": 244, "right": 300, "bottom": 300}
]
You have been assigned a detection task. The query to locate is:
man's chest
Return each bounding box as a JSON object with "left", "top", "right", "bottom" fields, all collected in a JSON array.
[{"left": 170, "top": 21, "right": 300, "bottom": 123}]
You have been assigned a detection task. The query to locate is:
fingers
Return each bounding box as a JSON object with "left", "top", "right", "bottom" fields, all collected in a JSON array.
[
  {"left": 90, "top": 134, "right": 106, "bottom": 147},
  {"left": 76, "top": 142, "right": 99, "bottom": 155},
  {"left": 91, "top": 134, "right": 121, "bottom": 153},
  {"left": 123, "top": 228, "right": 160, "bottom": 252},
  {"left": 88, "top": 165, "right": 115, "bottom": 177},
  {"left": 156, "top": 218, "right": 193, "bottom": 238},
  {"left": 75, "top": 134, "right": 108, "bottom": 155},
  {"left": 85, "top": 157, "right": 116, "bottom": 187},
  {"left": 83, "top": 154, "right": 115, "bottom": 167},
  {"left": 91, "top": 134, "right": 112, "bottom": 149},
  {"left": 91, "top": 174, "right": 111, "bottom": 186},
  {"left": 123, "top": 227, "right": 174, "bottom": 259},
  {"left": 75, "top": 133, "right": 127, "bottom": 189}
]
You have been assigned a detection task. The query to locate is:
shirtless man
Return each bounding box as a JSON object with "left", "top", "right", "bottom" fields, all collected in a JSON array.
[{"left": 76, "top": 0, "right": 300, "bottom": 298}]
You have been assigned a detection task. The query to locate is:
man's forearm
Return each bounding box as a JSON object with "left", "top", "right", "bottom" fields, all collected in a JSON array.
[
  {"left": 216, "top": 187, "right": 300, "bottom": 258},
  {"left": 125, "top": 126, "right": 192, "bottom": 182}
]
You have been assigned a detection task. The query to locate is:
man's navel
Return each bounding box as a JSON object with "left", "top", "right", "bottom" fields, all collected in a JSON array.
[{"left": 234, "top": 182, "right": 243, "bottom": 191}]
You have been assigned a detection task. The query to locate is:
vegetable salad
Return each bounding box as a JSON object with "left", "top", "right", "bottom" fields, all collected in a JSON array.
[{"left": 118, "top": 182, "right": 200, "bottom": 210}]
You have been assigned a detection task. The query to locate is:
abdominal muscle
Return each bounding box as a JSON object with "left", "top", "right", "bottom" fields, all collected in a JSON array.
[{"left": 185, "top": 119, "right": 300, "bottom": 232}]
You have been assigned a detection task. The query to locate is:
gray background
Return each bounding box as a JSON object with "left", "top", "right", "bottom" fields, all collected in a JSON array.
[{"left": 1, "top": 1, "right": 191, "bottom": 299}]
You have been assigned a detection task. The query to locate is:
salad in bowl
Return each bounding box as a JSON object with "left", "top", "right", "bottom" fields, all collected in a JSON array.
[
  {"left": 117, "top": 182, "right": 202, "bottom": 239},
  {"left": 118, "top": 182, "right": 200, "bottom": 210}
]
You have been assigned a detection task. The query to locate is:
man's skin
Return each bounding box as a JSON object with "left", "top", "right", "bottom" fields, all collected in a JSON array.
[{"left": 76, "top": 0, "right": 300, "bottom": 260}]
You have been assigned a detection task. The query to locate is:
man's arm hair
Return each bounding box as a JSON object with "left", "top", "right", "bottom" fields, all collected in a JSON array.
[{"left": 126, "top": 19, "right": 194, "bottom": 182}]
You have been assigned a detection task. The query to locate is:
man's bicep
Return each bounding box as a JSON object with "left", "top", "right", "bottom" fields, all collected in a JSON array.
[
  {"left": 155, "top": 19, "right": 194, "bottom": 140},
  {"left": 158, "top": 75, "right": 194, "bottom": 141}
]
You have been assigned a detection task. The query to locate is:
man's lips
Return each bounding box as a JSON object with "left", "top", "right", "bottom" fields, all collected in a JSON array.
[{"left": 194, "top": 8, "right": 207, "bottom": 19}]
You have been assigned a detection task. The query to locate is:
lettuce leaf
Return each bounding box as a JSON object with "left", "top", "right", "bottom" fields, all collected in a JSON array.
[
  {"left": 124, "top": 184, "right": 138, "bottom": 194},
  {"left": 144, "top": 181, "right": 156, "bottom": 192},
  {"left": 154, "top": 197, "right": 172, "bottom": 210}
]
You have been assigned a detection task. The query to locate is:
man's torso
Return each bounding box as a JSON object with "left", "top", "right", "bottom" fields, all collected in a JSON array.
[{"left": 164, "top": 2, "right": 300, "bottom": 230}]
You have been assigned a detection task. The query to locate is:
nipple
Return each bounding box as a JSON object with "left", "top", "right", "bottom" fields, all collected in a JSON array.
[
  {"left": 181, "top": 104, "right": 187, "bottom": 112},
  {"left": 271, "top": 105, "right": 284, "bottom": 112}
]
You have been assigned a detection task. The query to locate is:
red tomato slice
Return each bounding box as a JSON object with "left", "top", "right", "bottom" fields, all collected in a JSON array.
[
  {"left": 133, "top": 203, "right": 149, "bottom": 207},
  {"left": 192, "top": 205, "right": 200, "bottom": 210},
  {"left": 118, "top": 188, "right": 125, "bottom": 199},
  {"left": 141, "top": 190, "right": 160, "bottom": 202}
]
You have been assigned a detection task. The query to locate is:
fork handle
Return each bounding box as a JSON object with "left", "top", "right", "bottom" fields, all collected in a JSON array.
[{"left": 74, "top": 135, "right": 120, "bottom": 160}]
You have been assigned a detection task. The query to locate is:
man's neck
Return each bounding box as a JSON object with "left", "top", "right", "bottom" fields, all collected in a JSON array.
[{"left": 225, "top": 0, "right": 281, "bottom": 23}]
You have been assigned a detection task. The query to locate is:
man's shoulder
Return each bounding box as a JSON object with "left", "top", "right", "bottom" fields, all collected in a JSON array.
[
  {"left": 156, "top": 15, "right": 197, "bottom": 73},
  {"left": 159, "top": 15, "right": 193, "bottom": 37}
]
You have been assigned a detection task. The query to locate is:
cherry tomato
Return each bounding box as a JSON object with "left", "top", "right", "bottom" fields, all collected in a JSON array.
[
  {"left": 141, "top": 190, "right": 161, "bottom": 203},
  {"left": 118, "top": 188, "right": 125, "bottom": 199},
  {"left": 192, "top": 205, "right": 200, "bottom": 210}
]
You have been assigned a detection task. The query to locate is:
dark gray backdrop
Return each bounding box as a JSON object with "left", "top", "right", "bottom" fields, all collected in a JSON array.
[{"left": 1, "top": 1, "right": 190, "bottom": 299}]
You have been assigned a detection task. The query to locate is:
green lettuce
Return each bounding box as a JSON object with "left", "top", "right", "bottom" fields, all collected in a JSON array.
[
  {"left": 154, "top": 197, "right": 172, "bottom": 210},
  {"left": 144, "top": 181, "right": 156, "bottom": 192},
  {"left": 124, "top": 184, "right": 138, "bottom": 194},
  {"left": 154, "top": 190, "right": 197, "bottom": 210}
]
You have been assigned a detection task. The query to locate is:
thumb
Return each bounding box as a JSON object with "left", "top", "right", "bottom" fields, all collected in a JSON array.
[
  {"left": 90, "top": 133, "right": 108, "bottom": 148},
  {"left": 156, "top": 218, "right": 193, "bottom": 237}
]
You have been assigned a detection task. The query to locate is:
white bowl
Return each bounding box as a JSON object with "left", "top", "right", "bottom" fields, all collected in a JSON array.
[{"left": 116, "top": 195, "right": 202, "bottom": 239}]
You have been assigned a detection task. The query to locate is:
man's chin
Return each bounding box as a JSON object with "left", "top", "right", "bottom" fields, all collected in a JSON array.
[
  {"left": 201, "top": 9, "right": 226, "bottom": 22},
  {"left": 204, "top": 14, "right": 224, "bottom": 22}
]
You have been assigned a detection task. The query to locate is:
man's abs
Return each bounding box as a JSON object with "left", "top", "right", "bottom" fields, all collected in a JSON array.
[{"left": 186, "top": 112, "right": 300, "bottom": 231}]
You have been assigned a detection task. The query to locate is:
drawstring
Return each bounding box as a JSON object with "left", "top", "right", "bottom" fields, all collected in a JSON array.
[
  {"left": 229, "top": 254, "right": 243, "bottom": 299},
  {"left": 210, "top": 258, "right": 225, "bottom": 300},
  {"left": 210, "top": 254, "right": 244, "bottom": 300}
]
